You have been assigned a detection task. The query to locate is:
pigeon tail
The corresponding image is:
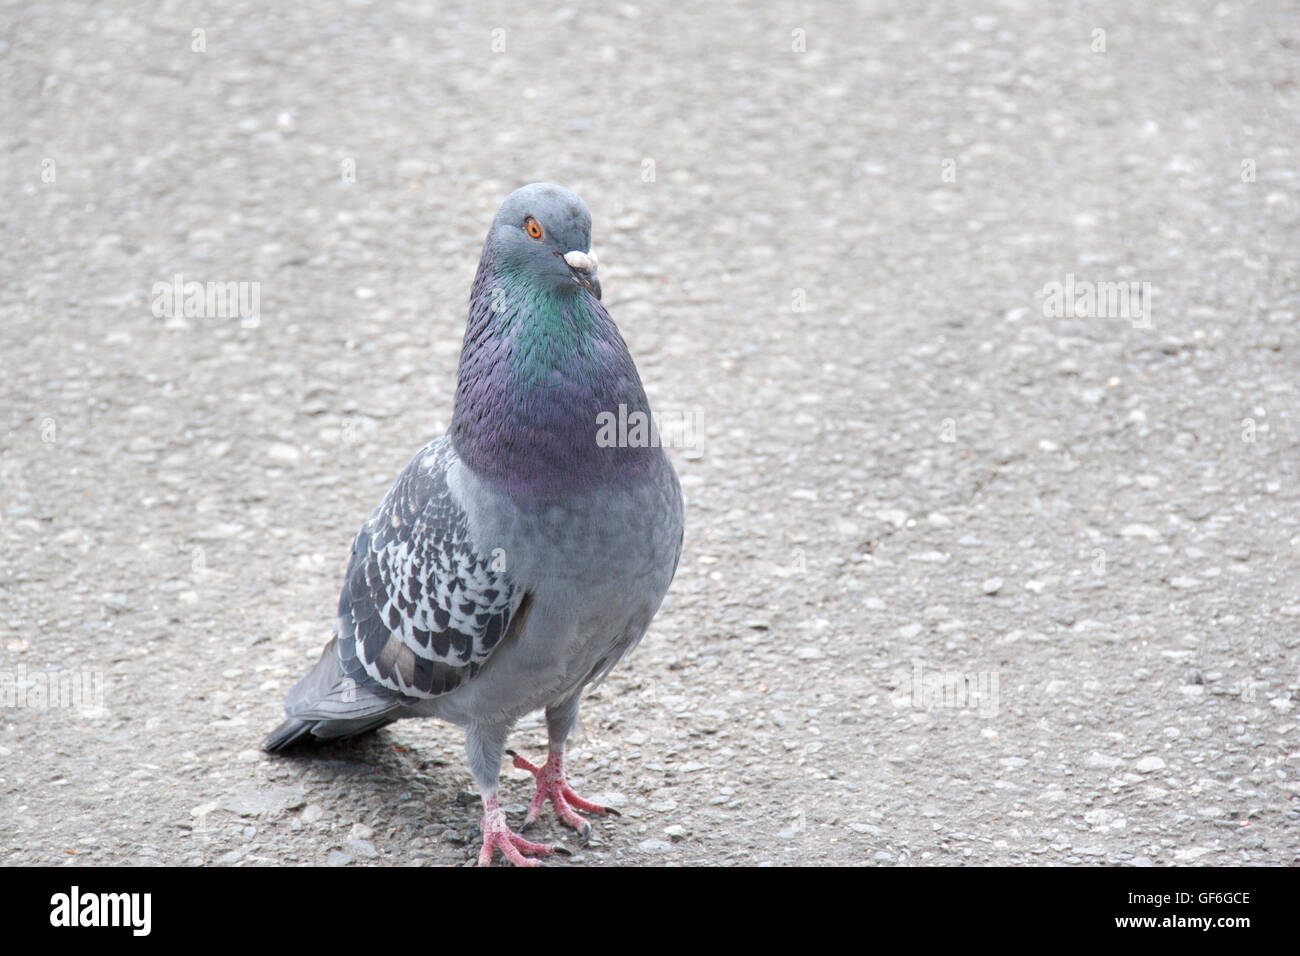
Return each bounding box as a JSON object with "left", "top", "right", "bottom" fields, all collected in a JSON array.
[
  {"left": 262, "top": 713, "right": 399, "bottom": 752},
  {"left": 262, "top": 634, "right": 403, "bottom": 752}
]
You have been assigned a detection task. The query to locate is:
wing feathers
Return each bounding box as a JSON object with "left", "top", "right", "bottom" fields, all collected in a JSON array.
[
  {"left": 338, "top": 438, "right": 521, "bottom": 699},
  {"left": 268, "top": 437, "right": 524, "bottom": 747}
]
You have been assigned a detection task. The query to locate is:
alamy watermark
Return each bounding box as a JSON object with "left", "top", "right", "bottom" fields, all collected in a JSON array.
[
  {"left": 1041, "top": 273, "right": 1151, "bottom": 329},
  {"left": 908, "top": 660, "right": 999, "bottom": 718},
  {"left": 50, "top": 886, "right": 150, "bottom": 936},
  {"left": 595, "top": 404, "right": 704, "bottom": 452},
  {"left": 151, "top": 273, "right": 260, "bottom": 328},
  {"left": 0, "top": 665, "right": 106, "bottom": 716}
]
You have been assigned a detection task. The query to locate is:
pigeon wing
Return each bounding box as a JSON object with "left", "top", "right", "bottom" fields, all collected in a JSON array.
[{"left": 338, "top": 437, "right": 523, "bottom": 700}]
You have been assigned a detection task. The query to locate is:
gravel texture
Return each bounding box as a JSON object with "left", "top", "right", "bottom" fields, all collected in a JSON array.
[{"left": 1, "top": 1, "right": 1298, "bottom": 866}]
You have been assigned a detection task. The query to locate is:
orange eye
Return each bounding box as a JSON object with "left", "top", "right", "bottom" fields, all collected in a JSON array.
[{"left": 525, "top": 217, "right": 544, "bottom": 240}]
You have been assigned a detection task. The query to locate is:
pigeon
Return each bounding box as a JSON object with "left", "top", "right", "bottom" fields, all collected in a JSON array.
[{"left": 264, "top": 183, "right": 684, "bottom": 866}]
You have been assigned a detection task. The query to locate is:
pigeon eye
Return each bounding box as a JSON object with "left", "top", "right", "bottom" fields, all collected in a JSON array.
[{"left": 524, "top": 218, "right": 544, "bottom": 240}]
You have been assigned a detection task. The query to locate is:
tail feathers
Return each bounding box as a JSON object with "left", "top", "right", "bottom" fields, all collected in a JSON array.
[
  {"left": 263, "top": 716, "right": 322, "bottom": 752},
  {"left": 263, "top": 712, "right": 401, "bottom": 752},
  {"left": 263, "top": 635, "right": 404, "bottom": 752}
]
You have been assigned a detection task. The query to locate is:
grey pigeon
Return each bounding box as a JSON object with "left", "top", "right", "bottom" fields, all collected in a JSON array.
[{"left": 264, "top": 183, "right": 684, "bottom": 866}]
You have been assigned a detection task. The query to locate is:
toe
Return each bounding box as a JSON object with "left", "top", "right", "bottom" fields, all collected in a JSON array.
[
  {"left": 511, "top": 753, "right": 542, "bottom": 775},
  {"left": 508, "top": 831, "right": 556, "bottom": 856},
  {"left": 562, "top": 786, "right": 616, "bottom": 816},
  {"left": 553, "top": 793, "right": 594, "bottom": 839},
  {"left": 498, "top": 840, "right": 542, "bottom": 867}
]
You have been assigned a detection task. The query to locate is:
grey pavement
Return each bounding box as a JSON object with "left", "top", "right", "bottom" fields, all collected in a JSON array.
[{"left": 1, "top": 1, "right": 1298, "bottom": 865}]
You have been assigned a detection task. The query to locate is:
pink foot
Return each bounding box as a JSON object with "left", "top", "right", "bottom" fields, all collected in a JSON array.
[
  {"left": 507, "top": 749, "right": 620, "bottom": 842},
  {"left": 476, "top": 793, "right": 569, "bottom": 867}
]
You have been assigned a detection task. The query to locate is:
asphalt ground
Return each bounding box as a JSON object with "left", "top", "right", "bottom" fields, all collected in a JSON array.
[{"left": 1, "top": 1, "right": 1297, "bottom": 865}]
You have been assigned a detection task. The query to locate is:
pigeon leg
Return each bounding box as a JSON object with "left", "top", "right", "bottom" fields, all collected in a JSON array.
[
  {"left": 507, "top": 750, "right": 620, "bottom": 841},
  {"left": 476, "top": 792, "right": 568, "bottom": 867},
  {"left": 468, "top": 721, "right": 566, "bottom": 866}
]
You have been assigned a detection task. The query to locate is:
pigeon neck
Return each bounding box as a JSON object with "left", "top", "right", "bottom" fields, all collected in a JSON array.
[{"left": 450, "top": 256, "right": 661, "bottom": 500}]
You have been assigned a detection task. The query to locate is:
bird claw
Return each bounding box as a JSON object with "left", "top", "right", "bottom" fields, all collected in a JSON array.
[
  {"left": 476, "top": 794, "right": 566, "bottom": 867},
  {"left": 509, "top": 750, "right": 617, "bottom": 841}
]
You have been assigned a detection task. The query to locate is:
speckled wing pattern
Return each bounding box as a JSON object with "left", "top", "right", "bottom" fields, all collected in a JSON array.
[{"left": 338, "top": 437, "right": 522, "bottom": 700}]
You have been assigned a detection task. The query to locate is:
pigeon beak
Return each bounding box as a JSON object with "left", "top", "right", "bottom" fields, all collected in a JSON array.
[{"left": 563, "top": 249, "right": 601, "bottom": 300}]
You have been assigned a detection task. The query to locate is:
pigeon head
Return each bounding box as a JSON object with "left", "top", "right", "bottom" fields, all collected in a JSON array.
[
  {"left": 454, "top": 183, "right": 657, "bottom": 499},
  {"left": 487, "top": 182, "right": 601, "bottom": 300}
]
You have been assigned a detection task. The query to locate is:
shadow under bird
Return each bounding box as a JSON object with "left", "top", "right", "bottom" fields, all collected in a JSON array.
[{"left": 263, "top": 183, "right": 685, "bottom": 866}]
